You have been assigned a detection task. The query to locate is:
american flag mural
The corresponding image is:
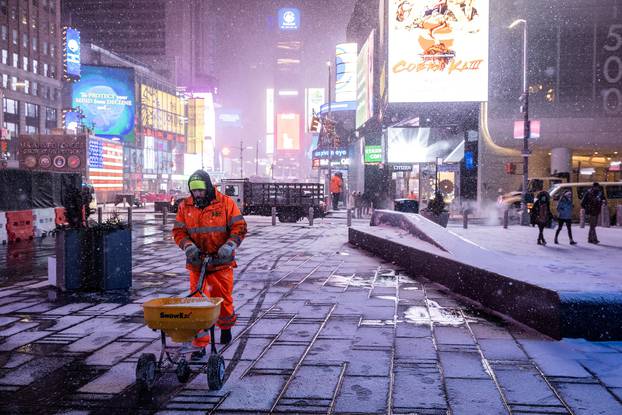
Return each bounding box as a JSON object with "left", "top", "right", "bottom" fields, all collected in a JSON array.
[{"left": 88, "top": 138, "right": 124, "bottom": 191}]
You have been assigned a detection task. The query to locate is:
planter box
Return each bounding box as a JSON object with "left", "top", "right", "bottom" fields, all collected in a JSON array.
[
  {"left": 420, "top": 210, "right": 449, "bottom": 228},
  {"left": 55, "top": 227, "right": 132, "bottom": 292}
]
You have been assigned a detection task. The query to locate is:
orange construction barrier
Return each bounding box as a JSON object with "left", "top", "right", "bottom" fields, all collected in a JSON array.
[
  {"left": 55, "top": 207, "right": 68, "bottom": 227},
  {"left": 6, "top": 210, "right": 34, "bottom": 242}
]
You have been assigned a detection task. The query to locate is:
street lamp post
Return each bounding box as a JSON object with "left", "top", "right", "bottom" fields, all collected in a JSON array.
[
  {"left": 326, "top": 60, "right": 333, "bottom": 207},
  {"left": 509, "top": 18, "right": 530, "bottom": 225}
]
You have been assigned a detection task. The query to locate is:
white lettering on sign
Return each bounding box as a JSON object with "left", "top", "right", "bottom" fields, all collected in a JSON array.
[{"left": 603, "top": 24, "right": 622, "bottom": 114}]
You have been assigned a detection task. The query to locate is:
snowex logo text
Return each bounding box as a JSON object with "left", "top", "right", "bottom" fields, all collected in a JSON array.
[{"left": 160, "top": 311, "right": 193, "bottom": 319}]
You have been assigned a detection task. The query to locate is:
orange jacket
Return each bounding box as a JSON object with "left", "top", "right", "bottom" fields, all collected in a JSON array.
[
  {"left": 173, "top": 189, "right": 247, "bottom": 272},
  {"left": 329, "top": 175, "right": 343, "bottom": 194}
]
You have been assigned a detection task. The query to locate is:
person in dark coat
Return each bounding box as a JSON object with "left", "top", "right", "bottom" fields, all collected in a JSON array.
[
  {"left": 581, "top": 182, "right": 606, "bottom": 244},
  {"left": 555, "top": 190, "right": 576, "bottom": 245},
  {"left": 531, "top": 190, "right": 552, "bottom": 245}
]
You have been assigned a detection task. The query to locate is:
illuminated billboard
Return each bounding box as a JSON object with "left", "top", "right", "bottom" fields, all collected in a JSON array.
[
  {"left": 276, "top": 113, "right": 300, "bottom": 151},
  {"left": 266, "top": 88, "right": 275, "bottom": 154},
  {"left": 387, "top": 127, "right": 463, "bottom": 163},
  {"left": 388, "top": 0, "right": 489, "bottom": 103},
  {"left": 335, "top": 43, "right": 357, "bottom": 103},
  {"left": 356, "top": 30, "right": 374, "bottom": 128},
  {"left": 141, "top": 84, "right": 184, "bottom": 135},
  {"left": 305, "top": 88, "right": 325, "bottom": 133},
  {"left": 72, "top": 65, "right": 135, "bottom": 142},
  {"left": 278, "top": 8, "right": 300, "bottom": 31},
  {"left": 63, "top": 27, "right": 81, "bottom": 81}
]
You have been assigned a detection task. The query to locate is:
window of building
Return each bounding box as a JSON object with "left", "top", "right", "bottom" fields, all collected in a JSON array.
[
  {"left": 50, "top": 44, "right": 55, "bottom": 57},
  {"left": 10, "top": 76, "right": 16, "bottom": 91},
  {"left": 22, "top": 56, "right": 27, "bottom": 71},
  {"left": 10, "top": 6, "right": 15, "bottom": 20},
  {"left": 4, "top": 121, "right": 19, "bottom": 138},
  {"left": 3, "top": 97, "right": 19, "bottom": 114},
  {"left": 31, "top": 81, "right": 37, "bottom": 96},
  {"left": 43, "top": 62, "right": 48, "bottom": 76},
  {"left": 12, "top": 29, "right": 17, "bottom": 45},
  {"left": 22, "top": 33, "right": 27, "bottom": 48},
  {"left": 33, "top": 0, "right": 38, "bottom": 6},
  {"left": 1, "top": 49, "right": 7, "bottom": 65},
  {"left": 25, "top": 102, "right": 38, "bottom": 118},
  {"left": 23, "top": 79, "right": 29, "bottom": 94},
  {"left": 46, "top": 107, "right": 56, "bottom": 122},
  {"left": 32, "top": 36, "right": 37, "bottom": 51},
  {"left": 25, "top": 125, "right": 38, "bottom": 134},
  {"left": 12, "top": 52, "right": 17, "bottom": 67},
  {"left": 1, "top": 25, "right": 7, "bottom": 40},
  {"left": 21, "top": 11, "right": 27, "bottom": 25},
  {"left": 1, "top": 74, "right": 7, "bottom": 88},
  {"left": 32, "top": 59, "right": 37, "bottom": 74},
  {"left": 42, "top": 41, "right": 47, "bottom": 54},
  {"left": 0, "top": 1, "right": 7, "bottom": 16},
  {"left": 31, "top": 17, "right": 36, "bottom": 30}
]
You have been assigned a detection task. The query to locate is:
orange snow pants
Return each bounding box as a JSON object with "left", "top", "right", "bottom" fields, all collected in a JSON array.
[{"left": 189, "top": 267, "right": 237, "bottom": 347}]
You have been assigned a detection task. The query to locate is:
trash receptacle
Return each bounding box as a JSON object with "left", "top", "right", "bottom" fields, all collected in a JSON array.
[{"left": 394, "top": 199, "right": 419, "bottom": 213}]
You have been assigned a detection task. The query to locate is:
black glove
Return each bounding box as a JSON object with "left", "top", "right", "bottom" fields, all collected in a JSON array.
[{"left": 184, "top": 244, "right": 202, "bottom": 267}]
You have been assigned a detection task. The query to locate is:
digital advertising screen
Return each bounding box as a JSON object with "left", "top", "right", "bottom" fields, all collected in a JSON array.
[
  {"left": 276, "top": 113, "right": 300, "bottom": 151},
  {"left": 335, "top": 43, "right": 358, "bottom": 103},
  {"left": 72, "top": 65, "right": 136, "bottom": 142},
  {"left": 356, "top": 30, "right": 374, "bottom": 128},
  {"left": 388, "top": 0, "right": 489, "bottom": 103},
  {"left": 63, "top": 27, "right": 81, "bottom": 80},
  {"left": 305, "top": 88, "right": 325, "bottom": 133},
  {"left": 387, "top": 127, "right": 463, "bottom": 163}
]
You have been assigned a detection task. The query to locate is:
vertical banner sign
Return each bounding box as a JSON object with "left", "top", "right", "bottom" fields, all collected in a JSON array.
[
  {"left": 335, "top": 43, "right": 358, "bottom": 103},
  {"left": 63, "top": 27, "right": 81, "bottom": 81},
  {"left": 599, "top": 22, "right": 622, "bottom": 115},
  {"left": 276, "top": 113, "right": 300, "bottom": 151},
  {"left": 356, "top": 30, "right": 375, "bottom": 128},
  {"left": 305, "top": 88, "right": 325, "bottom": 132},
  {"left": 388, "top": 0, "right": 489, "bottom": 103},
  {"left": 266, "top": 88, "right": 275, "bottom": 154}
]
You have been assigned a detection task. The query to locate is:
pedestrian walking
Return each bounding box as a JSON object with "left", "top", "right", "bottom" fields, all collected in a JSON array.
[
  {"left": 362, "top": 191, "right": 371, "bottom": 215},
  {"left": 354, "top": 191, "right": 363, "bottom": 219},
  {"left": 330, "top": 172, "right": 343, "bottom": 211},
  {"left": 581, "top": 182, "right": 606, "bottom": 244},
  {"left": 531, "top": 190, "right": 552, "bottom": 245},
  {"left": 172, "top": 170, "right": 247, "bottom": 359},
  {"left": 555, "top": 190, "right": 576, "bottom": 245}
]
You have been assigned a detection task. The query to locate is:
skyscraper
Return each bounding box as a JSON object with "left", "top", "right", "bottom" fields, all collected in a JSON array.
[{"left": 61, "top": 0, "right": 216, "bottom": 89}]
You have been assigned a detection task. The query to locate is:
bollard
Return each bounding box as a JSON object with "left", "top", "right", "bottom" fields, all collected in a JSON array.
[
  {"left": 271, "top": 207, "right": 277, "bottom": 226},
  {"left": 308, "top": 207, "right": 314, "bottom": 226},
  {"left": 97, "top": 207, "right": 103, "bottom": 224},
  {"left": 162, "top": 206, "right": 168, "bottom": 225},
  {"left": 127, "top": 207, "right": 132, "bottom": 228},
  {"left": 123, "top": 197, "right": 127, "bottom": 208},
  {"left": 503, "top": 209, "right": 509, "bottom": 229},
  {"left": 579, "top": 209, "right": 585, "bottom": 228},
  {"left": 347, "top": 209, "right": 352, "bottom": 227},
  {"left": 601, "top": 204, "right": 610, "bottom": 228},
  {"left": 617, "top": 205, "right": 622, "bottom": 227},
  {"left": 463, "top": 210, "right": 468, "bottom": 229}
]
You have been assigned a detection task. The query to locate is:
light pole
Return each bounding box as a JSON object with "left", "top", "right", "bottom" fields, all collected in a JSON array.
[
  {"left": 326, "top": 59, "right": 333, "bottom": 207},
  {"left": 509, "top": 18, "right": 530, "bottom": 225}
]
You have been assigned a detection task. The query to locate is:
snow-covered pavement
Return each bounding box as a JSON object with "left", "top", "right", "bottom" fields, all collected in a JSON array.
[{"left": 0, "top": 215, "right": 620, "bottom": 413}]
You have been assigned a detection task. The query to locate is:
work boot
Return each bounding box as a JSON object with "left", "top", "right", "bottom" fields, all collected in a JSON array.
[
  {"left": 554, "top": 237, "right": 559, "bottom": 244},
  {"left": 570, "top": 240, "right": 577, "bottom": 245},
  {"left": 220, "top": 329, "right": 232, "bottom": 345},
  {"left": 190, "top": 347, "right": 206, "bottom": 361}
]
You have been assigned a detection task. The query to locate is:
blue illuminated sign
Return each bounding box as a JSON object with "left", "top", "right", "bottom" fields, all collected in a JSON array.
[
  {"left": 71, "top": 65, "right": 136, "bottom": 143},
  {"left": 465, "top": 150, "right": 475, "bottom": 170},
  {"left": 278, "top": 8, "right": 300, "bottom": 31},
  {"left": 64, "top": 27, "right": 81, "bottom": 79}
]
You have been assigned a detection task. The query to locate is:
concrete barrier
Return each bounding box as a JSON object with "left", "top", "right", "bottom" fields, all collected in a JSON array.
[
  {"left": 271, "top": 207, "right": 277, "bottom": 226},
  {"left": 308, "top": 207, "right": 314, "bottom": 226},
  {"left": 601, "top": 204, "right": 610, "bottom": 227},
  {"left": 579, "top": 209, "right": 585, "bottom": 228}
]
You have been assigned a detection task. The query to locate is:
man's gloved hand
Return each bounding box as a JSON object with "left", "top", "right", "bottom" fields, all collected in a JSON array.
[
  {"left": 217, "top": 241, "right": 236, "bottom": 261},
  {"left": 184, "top": 244, "right": 202, "bottom": 267}
]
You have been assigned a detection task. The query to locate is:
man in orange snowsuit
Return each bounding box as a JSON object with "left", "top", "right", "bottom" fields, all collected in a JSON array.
[
  {"left": 172, "top": 170, "right": 247, "bottom": 358},
  {"left": 330, "top": 171, "right": 343, "bottom": 210}
]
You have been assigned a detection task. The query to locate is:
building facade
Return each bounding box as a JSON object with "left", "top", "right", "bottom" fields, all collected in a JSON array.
[
  {"left": 60, "top": 0, "right": 217, "bottom": 90},
  {"left": 0, "top": 0, "right": 62, "bottom": 150}
]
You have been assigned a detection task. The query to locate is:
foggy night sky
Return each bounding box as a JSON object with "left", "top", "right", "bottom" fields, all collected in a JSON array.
[{"left": 210, "top": 0, "right": 357, "bottom": 149}]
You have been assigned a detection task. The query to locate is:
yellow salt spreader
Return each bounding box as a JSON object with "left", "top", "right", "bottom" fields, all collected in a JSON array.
[{"left": 136, "top": 256, "right": 227, "bottom": 393}]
